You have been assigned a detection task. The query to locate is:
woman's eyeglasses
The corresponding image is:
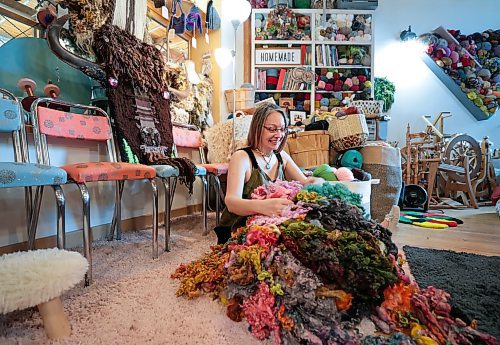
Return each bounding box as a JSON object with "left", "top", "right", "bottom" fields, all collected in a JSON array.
[{"left": 263, "top": 126, "right": 287, "bottom": 134}]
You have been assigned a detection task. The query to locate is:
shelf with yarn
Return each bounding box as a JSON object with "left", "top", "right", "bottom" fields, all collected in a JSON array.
[
  {"left": 251, "top": 7, "right": 375, "bottom": 115},
  {"left": 255, "top": 40, "right": 314, "bottom": 45},
  {"left": 316, "top": 65, "right": 372, "bottom": 69},
  {"left": 255, "top": 90, "right": 312, "bottom": 93},
  {"left": 419, "top": 26, "right": 497, "bottom": 121}
]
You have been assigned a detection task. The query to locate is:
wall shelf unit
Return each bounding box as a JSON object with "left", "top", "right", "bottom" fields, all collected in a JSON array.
[
  {"left": 251, "top": 8, "right": 375, "bottom": 117},
  {"left": 420, "top": 26, "right": 496, "bottom": 121}
]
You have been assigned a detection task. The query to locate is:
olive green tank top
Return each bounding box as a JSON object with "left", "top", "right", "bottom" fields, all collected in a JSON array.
[{"left": 218, "top": 147, "right": 285, "bottom": 231}]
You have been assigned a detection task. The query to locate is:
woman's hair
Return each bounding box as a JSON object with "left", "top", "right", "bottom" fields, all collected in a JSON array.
[{"left": 247, "top": 102, "right": 288, "bottom": 152}]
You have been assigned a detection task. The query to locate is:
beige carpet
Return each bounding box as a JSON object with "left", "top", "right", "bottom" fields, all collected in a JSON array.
[{"left": 0, "top": 215, "right": 273, "bottom": 345}]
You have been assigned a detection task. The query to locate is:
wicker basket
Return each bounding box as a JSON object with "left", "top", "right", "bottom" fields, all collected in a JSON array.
[
  {"left": 284, "top": 130, "right": 330, "bottom": 169},
  {"left": 224, "top": 88, "right": 255, "bottom": 113},
  {"left": 352, "top": 100, "right": 384, "bottom": 119},
  {"left": 326, "top": 113, "right": 369, "bottom": 152}
]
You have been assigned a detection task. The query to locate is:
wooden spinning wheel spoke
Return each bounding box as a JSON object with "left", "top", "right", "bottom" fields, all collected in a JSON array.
[{"left": 444, "top": 134, "right": 481, "bottom": 183}]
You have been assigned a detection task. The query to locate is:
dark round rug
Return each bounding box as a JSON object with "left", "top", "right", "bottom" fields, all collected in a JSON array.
[{"left": 403, "top": 245, "right": 500, "bottom": 339}]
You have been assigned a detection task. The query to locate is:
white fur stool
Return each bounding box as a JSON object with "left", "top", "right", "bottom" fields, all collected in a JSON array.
[{"left": 0, "top": 248, "right": 88, "bottom": 339}]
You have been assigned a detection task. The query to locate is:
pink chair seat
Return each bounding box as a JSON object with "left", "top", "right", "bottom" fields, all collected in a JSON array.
[
  {"left": 197, "top": 163, "right": 228, "bottom": 175},
  {"left": 61, "top": 162, "right": 156, "bottom": 183}
]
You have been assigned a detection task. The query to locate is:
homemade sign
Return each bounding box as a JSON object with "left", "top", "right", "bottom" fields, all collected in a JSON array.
[{"left": 255, "top": 48, "right": 301, "bottom": 65}]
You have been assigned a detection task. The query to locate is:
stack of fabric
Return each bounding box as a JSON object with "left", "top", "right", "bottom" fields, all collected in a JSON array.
[{"left": 172, "top": 181, "right": 497, "bottom": 345}]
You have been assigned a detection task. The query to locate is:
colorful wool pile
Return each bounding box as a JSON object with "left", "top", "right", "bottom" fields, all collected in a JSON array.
[{"left": 172, "top": 181, "right": 498, "bottom": 345}]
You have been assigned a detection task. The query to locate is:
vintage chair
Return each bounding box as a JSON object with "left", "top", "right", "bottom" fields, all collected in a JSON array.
[
  {"left": 0, "top": 88, "right": 67, "bottom": 249},
  {"left": 172, "top": 122, "right": 228, "bottom": 228},
  {"left": 30, "top": 97, "right": 158, "bottom": 285}
]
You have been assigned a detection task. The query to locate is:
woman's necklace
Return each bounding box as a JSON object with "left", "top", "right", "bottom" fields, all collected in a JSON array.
[{"left": 255, "top": 148, "right": 273, "bottom": 169}]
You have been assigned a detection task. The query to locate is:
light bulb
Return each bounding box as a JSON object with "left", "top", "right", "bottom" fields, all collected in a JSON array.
[
  {"left": 214, "top": 48, "right": 232, "bottom": 69},
  {"left": 223, "top": 0, "right": 251, "bottom": 26}
]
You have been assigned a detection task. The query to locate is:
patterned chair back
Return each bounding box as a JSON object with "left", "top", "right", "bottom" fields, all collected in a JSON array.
[
  {"left": 172, "top": 122, "right": 206, "bottom": 164},
  {"left": 0, "top": 88, "right": 28, "bottom": 163},
  {"left": 30, "top": 98, "right": 117, "bottom": 166}
]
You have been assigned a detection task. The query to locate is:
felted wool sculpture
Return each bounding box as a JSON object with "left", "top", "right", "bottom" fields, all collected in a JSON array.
[
  {"left": 335, "top": 167, "right": 354, "bottom": 181},
  {"left": 0, "top": 248, "right": 88, "bottom": 339},
  {"left": 313, "top": 164, "right": 338, "bottom": 181}
]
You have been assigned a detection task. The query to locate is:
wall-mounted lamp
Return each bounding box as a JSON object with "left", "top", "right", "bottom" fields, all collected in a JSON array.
[{"left": 400, "top": 25, "right": 417, "bottom": 41}]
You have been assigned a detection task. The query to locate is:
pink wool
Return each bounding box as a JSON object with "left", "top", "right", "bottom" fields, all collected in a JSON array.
[
  {"left": 251, "top": 180, "right": 303, "bottom": 201},
  {"left": 242, "top": 283, "right": 280, "bottom": 344},
  {"left": 335, "top": 167, "right": 354, "bottom": 181},
  {"left": 247, "top": 202, "right": 311, "bottom": 227}
]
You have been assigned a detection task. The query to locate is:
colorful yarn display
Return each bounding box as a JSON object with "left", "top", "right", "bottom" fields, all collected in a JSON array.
[{"left": 172, "top": 180, "right": 498, "bottom": 345}]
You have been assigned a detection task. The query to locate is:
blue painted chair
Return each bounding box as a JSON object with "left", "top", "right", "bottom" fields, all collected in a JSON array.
[{"left": 0, "top": 88, "right": 67, "bottom": 249}]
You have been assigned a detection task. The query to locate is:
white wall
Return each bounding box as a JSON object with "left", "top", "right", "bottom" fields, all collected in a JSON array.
[
  {"left": 0, "top": 135, "right": 204, "bottom": 247},
  {"left": 219, "top": 4, "right": 247, "bottom": 119},
  {"left": 373, "top": 0, "right": 499, "bottom": 147}
]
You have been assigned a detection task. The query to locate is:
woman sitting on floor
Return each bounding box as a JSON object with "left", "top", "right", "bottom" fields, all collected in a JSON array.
[
  {"left": 214, "top": 102, "right": 398, "bottom": 244},
  {"left": 214, "top": 103, "right": 323, "bottom": 243}
]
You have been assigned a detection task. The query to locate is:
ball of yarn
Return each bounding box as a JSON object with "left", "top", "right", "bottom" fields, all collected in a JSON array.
[
  {"left": 352, "top": 168, "right": 371, "bottom": 181},
  {"left": 340, "top": 150, "right": 363, "bottom": 169},
  {"left": 335, "top": 167, "right": 354, "bottom": 181},
  {"left": 313, "top": 164, "right": 338, "bottom": 181}
]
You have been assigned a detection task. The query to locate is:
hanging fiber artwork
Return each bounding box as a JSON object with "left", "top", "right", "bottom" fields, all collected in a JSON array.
[
  {"left": 57, "top": 0, "right": 116, "bottom": 55},
  {"left": 93, "top": 24, "right": 196, "bottom": 191}
]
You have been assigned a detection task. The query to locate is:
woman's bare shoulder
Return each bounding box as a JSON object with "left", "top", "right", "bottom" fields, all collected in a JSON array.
[{"left": 229, "top": 149, "right": 252, "bottom": 169}]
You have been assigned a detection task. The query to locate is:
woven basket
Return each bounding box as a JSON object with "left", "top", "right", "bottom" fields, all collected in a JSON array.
[
  {"left": 352, "top": 100, "right": 384, "bottom": 119},
  {"left": 284, "top": 130, "right": 330, "bottom": 169},
  {"left": 224, "top": 88, "right": 255, "bottom": 113},
  {"left": 326, "top": 113, "right": 369, "bottom": 152}
]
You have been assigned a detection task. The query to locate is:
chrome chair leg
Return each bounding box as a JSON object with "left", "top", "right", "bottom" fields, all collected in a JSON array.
[
  {"left": 27, "top": 186, "right": 44, "bottom": 250},
  {"left": 108, "top": 180, "right": 124, "bottom": 240},
  {"left": 77, "top": 183, "right": 92, "bottom": 286},
  {"left": 161, "top": 177, "right": 171, "bottom": 252},
  {"left": 213, "top": 175, "right": 223, "bottom": 227},
  {"left": 170, "top": 177, "right": 177, "bottom": 206},
  {"left": 200, "top": 175, "right": 209, "bottom": 235},
  {"left": 52, "top": 185, "right": 66, "bottom": 249},
  {"left": 150, "top": 179, "right": 159, "bottom": 259},
  {"left": 24, "top": 186, "right": 33, "bottom": 235}
]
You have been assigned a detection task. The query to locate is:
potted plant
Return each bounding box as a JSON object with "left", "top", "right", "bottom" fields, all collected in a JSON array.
[{"left": 374, "top": 77, "right": 396, "bottom": 112}]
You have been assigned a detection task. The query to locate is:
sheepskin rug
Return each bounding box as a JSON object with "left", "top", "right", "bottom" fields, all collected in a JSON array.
[
  {"left": 0, "top": 215, "right": 273, "bottom": 345},
  {"left": 0, "top": 249, "right": 88, "bottom": 314}
]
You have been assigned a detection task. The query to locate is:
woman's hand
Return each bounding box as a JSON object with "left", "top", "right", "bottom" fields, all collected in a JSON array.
[{"left": 258, "top": 198, "right": 293, "bottom": 217}]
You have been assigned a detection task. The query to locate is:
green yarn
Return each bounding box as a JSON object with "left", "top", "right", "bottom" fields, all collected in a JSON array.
[
  {"left": 121, "top": 137, "right": 139, "bottom": 164},
  {"left": 304, "top": 182, "right": 362, "bottom": 209},
  {"left": 312, "top": 164, "right": 338, "bottom": 181}
]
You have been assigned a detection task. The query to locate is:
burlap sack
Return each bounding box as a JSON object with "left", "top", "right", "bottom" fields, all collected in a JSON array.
[{"left": 360, "top": 144, "right": 402, "bottom": 222}]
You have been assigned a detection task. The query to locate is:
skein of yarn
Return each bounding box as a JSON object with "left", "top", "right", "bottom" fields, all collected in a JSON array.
[{"left": 335, "top": 167, "right": 354, "bottom": 181}]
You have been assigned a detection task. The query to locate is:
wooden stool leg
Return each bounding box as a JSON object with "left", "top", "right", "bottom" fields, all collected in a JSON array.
[{"left": 37, "top": 297, "right": 71, "bottom": 339}]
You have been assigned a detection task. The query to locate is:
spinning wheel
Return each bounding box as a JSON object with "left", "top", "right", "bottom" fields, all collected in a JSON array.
[{"left": 442, "top": 134, "right": 481, "bottom": 183}]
